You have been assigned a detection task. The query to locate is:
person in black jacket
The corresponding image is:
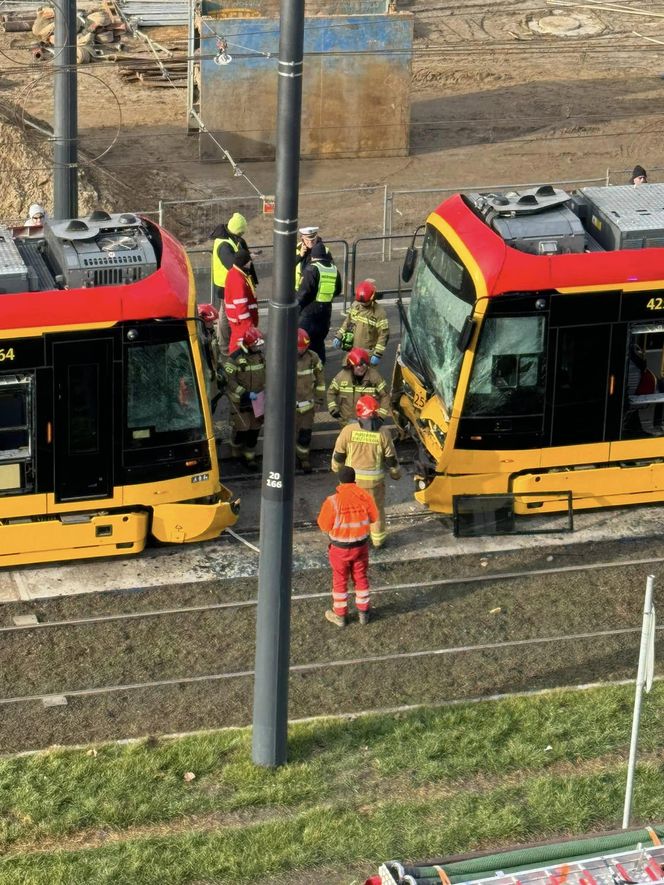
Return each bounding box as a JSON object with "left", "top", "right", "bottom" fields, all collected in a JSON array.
[{"left": 296, "top": 241, "right": 342, "bottom": 363}]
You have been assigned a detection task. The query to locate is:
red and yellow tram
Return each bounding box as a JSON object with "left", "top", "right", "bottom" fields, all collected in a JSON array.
[
  {"left": 393, "top": 183, "right": 664, "bottom": 524},
  {"left": 0, "top": 211, "right": 238, "bottom": 566}
]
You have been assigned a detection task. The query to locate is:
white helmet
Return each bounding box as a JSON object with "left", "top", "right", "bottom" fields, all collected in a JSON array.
[{"left": 28, "top": 203, "right": 45, "bottom": 219}]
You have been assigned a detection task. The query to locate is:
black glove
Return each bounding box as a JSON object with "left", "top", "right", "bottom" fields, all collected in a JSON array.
[{"left": 330, "top": 409, "right": 341, "bottom": 420}]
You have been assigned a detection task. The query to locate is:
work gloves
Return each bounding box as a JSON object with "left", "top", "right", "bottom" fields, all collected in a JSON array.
[
  {"left": 370, "top": 354, "right": 380, "bottom": 366},
  {"left": 332, "top": 338, "right": 342, "bottom": 349}
]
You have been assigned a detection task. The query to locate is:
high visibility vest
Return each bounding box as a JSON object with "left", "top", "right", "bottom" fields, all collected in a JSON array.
[
  {"left": 295, "top": 245, "right": 332, "bottom": 289},
  {"left": 313, "top": 261, "right": 338, "bottom": 303},
  {"left": 212, "top": 237, "right": 239, "bottom": 288}
]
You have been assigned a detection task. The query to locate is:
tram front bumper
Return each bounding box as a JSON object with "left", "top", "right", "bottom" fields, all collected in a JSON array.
[{"left": 151, "top": 493, "right": 240, "bottom": 544}]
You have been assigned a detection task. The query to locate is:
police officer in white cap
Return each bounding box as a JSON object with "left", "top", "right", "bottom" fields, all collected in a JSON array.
[{"left": 295, "top": 225, "right": 333, "bottom": 290}]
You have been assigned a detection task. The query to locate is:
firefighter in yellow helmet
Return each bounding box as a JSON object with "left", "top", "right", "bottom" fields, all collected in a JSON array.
[
  {"left": 327, "top": 347, "right": 391, "bottom": 427},
  {"left": 295, "top": 328, "right": 325, "bottom": 473},
  {"left": 333, "top": 279, "right": 389, "bottom": 365},
  {"left": 331, "top": 394, "right": 401, "bottom": 548}
]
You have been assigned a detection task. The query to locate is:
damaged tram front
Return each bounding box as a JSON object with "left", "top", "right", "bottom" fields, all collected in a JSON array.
[{"left": 393, "top": 183, "right": 664, "bottom": 526}]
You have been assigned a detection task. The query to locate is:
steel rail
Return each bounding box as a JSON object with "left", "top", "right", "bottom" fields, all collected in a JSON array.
[
  {"left": 3, "top": 555, "right": 664, "bottom": 634},
  {"left": 1, "top": 624, "right": 661, "bottom": 707}
]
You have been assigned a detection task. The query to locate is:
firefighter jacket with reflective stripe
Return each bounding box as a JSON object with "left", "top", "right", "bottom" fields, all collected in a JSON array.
[
  {"left": 331, "top": 423, "right": 398, "bottom": 488},
  {"left": 296, "top": 349, "right": 325, "bottom": 413},
  {"left": 223, "top": 349, "right": 266, "bottom": 406},
  {"left": 327, "top": 366, "right": 391, "bottom": 424},
  {"left": 224, "top": 266, "right": 258, "bottom": 326},
  {"left": 336, "top": 301, "right": 390, "bottom": 357},
  {"left": 317, "top": 482, "right": 378, "bottom": 545}
]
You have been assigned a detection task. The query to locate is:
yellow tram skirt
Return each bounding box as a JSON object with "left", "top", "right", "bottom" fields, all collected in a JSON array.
[{"left": 0, "top": 511, "right": 149, "bottom": 568}]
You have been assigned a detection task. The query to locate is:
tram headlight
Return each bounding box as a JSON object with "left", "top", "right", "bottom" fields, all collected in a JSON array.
[{"left": 127, "top": 328, "right": 139, "bottom": 341}]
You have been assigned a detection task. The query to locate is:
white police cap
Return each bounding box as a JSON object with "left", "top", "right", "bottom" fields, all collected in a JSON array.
[{"left": 299, "top": 226, "right": 319, "bottom": 237}]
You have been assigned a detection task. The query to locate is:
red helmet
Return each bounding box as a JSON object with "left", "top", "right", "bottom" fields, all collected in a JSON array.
[
  {"left": 297, "top": 328, "right": 310, "bottom": 354},
  {"left": 355, "top": 280, "right": 377, "bottom": 303},
  {"left": 356, "top": 394, "right": 379, "bottom": 419},
  {"left": 346, "top": 347, "right": 369, "bottom": 368},
  {"left": 198, "top": 303, "right": 219, "bottom": 324},
  {"left": 242, "top": 326, "right": 264, "bottom": 349}
]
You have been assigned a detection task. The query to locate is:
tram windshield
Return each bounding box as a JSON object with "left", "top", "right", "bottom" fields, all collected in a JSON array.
[
  {"left": 126, "top": 339, "right": 204, "bottom": 445},
  {"left": 402, "top": 224, "right": 475, "bottom": 413}
]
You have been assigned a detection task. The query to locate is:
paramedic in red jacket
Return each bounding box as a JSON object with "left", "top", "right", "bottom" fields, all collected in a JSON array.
[{"left": 223, "top": 248, "right": 259, "bottom": 353}]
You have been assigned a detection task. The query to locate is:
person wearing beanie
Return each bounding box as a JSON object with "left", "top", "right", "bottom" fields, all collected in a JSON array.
[
  {"left": 296, "top": 239, "right": 342, "bottom": 364},
  {"left": 631, "top": 165, "right": 647, "bottom": 186},
  {"left": 295, "top": 225, "right": 333, "bottom": 290},
  {"left": 223, "top": 247, "right": 259, "bottom": 352},
  {"left": 24, "top": 202, "right": 48, "bottom": 228},
  {"left": 210, "top": 213, "right": 258, "bottom": 355},
  {"left": 317, "top": 465, "right": 379, "bottom": 627}
]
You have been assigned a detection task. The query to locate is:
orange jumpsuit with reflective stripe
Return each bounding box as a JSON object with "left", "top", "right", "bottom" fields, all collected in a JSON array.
[{"left": 317, "top": 482, "right": 378, "bottom": 616}]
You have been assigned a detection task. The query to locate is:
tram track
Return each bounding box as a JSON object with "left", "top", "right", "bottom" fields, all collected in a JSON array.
[{"left": 1, "top": 537, "right": 664, "bottom": 753}]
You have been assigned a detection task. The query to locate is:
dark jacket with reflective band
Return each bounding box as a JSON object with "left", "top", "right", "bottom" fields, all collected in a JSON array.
[
  {"left": 327, "top": 366, "right": 390, "bottom": 424},
  {"left": 297, "top": 258, "right": 342, "bottom": 333},
  {"left": 295, "top": 241, "right": 332, "bottom": 289},
  {"left": 331, "top": 423, "right": 398, "bottom": 488}
]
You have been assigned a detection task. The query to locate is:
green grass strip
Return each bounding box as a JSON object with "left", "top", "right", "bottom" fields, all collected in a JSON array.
[{"left": 1, "top": 764, "right": 664, "bottom": 885}]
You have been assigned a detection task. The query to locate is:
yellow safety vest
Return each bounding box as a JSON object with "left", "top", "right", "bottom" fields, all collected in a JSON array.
[
  {"left": 313, "top": 261, "right": 338, "bottom": 303},
  {"left": 295, "top": 245, "right": 332, "bottom": 289},
  {"left": 212, "top": 237, "right": 239, "bottom": 288}
]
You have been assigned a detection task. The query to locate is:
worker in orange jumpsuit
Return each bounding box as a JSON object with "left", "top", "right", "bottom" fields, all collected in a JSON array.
[
  {"left": 317, "top": 465, "right": 379, "bottom": 627},
  {"left": 223, "top": 249, "right": 258, "bottom": 353}
]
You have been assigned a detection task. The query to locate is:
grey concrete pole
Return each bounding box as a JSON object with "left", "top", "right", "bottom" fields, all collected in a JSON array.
[
  {"left": 622, "top": 574, "right": 656, "bottom": 828},
  {"left": 251, "top": 0, "right": 304, "bottom": 766},
  {"left": 53, "top": 0, "right": 78, "bottom": 220}
]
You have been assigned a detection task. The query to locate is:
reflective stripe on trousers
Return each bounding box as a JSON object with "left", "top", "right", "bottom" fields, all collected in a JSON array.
[
  {"left": 357, "top": 480, "right": 386, "bottom": 546},
  {"left": 328, "top": 542, "right": 370, "bottom": 615}
]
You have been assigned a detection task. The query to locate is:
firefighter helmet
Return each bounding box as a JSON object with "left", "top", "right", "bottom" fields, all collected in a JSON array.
[
  {"left": 356, "top": 394, "right": 379, "bottom": 419},
  {"left": 197, "top": 303, "right": 219, "bottom": 324},
  {"left": 355, "top": 279, "right": 377, "bottom": 303},
  {"left": 242, "top": 326, "right": 264, "bottom": 349},
  {"left": 297, "top": 328, "right": 310, "bottom": 354},
  {"left": 346, "top": 347, "right": 369, "bottom": 368}
]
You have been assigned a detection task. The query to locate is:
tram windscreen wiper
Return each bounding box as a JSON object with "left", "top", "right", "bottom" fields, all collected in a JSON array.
[{"left": 396, "top": 296, "right": 436, "bottom": 394}]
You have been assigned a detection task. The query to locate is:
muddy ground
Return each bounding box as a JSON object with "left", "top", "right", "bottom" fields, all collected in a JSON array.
[
  {"left": 1, "top": 536, "right": 663, "bottom": 753},
  {"left": 2, "top": 1, "right": 664, "bottom": 241}
]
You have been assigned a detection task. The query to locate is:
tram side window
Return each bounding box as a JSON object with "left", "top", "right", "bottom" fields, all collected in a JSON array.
[
  {"left": 126, "top": 340, "right": 204, "bottom": 442},
  {"left": 551, "top": 325, "right": 610, "bottom": 446},
  {"left": 464, "top": 315, "right": 546, "bottom": 417},
  {"left": 0, "top": 383, "right": 30, "bottom": 460}
]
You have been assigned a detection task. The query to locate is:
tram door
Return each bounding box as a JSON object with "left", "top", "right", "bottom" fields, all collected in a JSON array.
[
  {"left": 550, "top": 324, "right": 612, "bottom": 448},
  {"left": 52, "top": 339, "right": 114, "bottom": 502}
]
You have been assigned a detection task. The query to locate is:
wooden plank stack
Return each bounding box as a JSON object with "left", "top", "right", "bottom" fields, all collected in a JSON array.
[{"left": 115, "top": 52, "right": 188, "bottom": 86}]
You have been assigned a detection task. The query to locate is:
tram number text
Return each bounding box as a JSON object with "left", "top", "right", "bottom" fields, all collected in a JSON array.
[
  {"left": 647, "top": 297, "right": 664, "bottom": 311},
  {"left": 413, "top": 390, "right": 427, "bottom": 408},
  {"left": 266, "top": 471, "right": 282, "bottom": 489},
  {"left": 0, "top": 348, "right": 15, "bottom": 362}
]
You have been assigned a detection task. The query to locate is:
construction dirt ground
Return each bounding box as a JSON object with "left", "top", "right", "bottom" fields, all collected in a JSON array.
[{"left": 1, "top": 0, "right": 664, "bottom": 244}]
